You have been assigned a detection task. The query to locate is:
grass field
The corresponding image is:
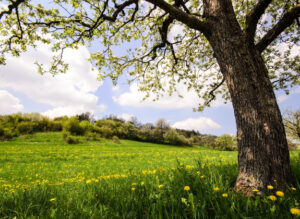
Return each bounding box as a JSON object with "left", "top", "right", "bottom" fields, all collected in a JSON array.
[{"left": 0, "top": 132, "right": 299, "bottom": 218}]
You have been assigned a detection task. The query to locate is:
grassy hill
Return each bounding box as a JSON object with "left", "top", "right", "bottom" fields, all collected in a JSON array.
[{"left": 0, "top": 132, "right": 299, "bottom": 218}]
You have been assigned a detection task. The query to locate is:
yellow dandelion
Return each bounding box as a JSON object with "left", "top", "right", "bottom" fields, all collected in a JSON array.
[
  {"left": 214, "top": 187, "right": 220, "bottom": 191},
  {"left": 291, "top": 187, "right": 296, "bottom": 191},
  {"left": 267, "top": 185, "right": 274, "bottom": 190},
  {"left": 158, "top": 184, "right": 164, "bottom": 189},
  {"left": 86, "top": 179, "right": 91, "bottom": 184},
  {"left": 201, "top": 175, "right": 205, "bottom": 179},
  {"left": 276, "top": 191, "right": 284, "bottom": 197},
  {"left": 196, "top": 171, "right": 200, "bottom": 175},
  {"left": 290, "top": 208, "right": 300, "bottom": 216},
  {"left": 141, "top": 182, "right": 145, "bottom": 186},
  {"left": 252, "top": 189, "right": 259, "bottom": 192},
  {"left": 50, "top": 198, "right": 56, "bottom": 202},
  {"left": 131, "top": 187, "right": 136, "bottom": 191},
  {"left": 132, "top": 182, "right": 137, "bottom": 186},
  {"left": 268, "top": 195, "right": 277, "bottom": 201},
  {"left": 184, "top": 186, "right": 190, "bottom": 191},
  {"left": 222, "top": 193, "right": 228, "bottom": 197}
]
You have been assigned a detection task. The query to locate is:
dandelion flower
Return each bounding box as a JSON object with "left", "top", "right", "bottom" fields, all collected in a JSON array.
[
  {"left": 291, "top": 187, "right": 296, "bottom": 191},
  {"left": 158, "top": 184, "right": 164, "bottom": 189},
  {"left": 132, "top": 182, "right": 137, "bottom": 186},
  {"left": 290, "top": 208, "right": 300, "bottom": 216},
  {"left": 222, "top": 193, "right": 228, "bottom": 197},
  {"left": 196, "top": 171, "right": 200, "bottom": 175},
  {"left": 252, "top": 189, "right": 259, "bottom": 192},
  {"left": 141, "top": 182, "right": 145, "bottom": 186},
  {"left": 268, "top": 195, "right": 277, "bottom": 201},
  {"left": 267, "top": 185, "right": 274, "bottom": 190},
  {"left": 201, "top": 175, "right": 205, "bottom": 179},
  {"left": 86, "top": 179, "right": 91, "bottom": 184},
  {"left": 214, "top": 187, "right": 220, "bottom": 191},
  {"left": 184, "top": 186, "right": 190, "bottom": 191},
  {"left": 131, "top": 187, "right": 136, "bottom": 191},
  {"left": 50, "top": 198, "right": 56, "bottom": 202},
  {"left": 276, "top": 191, "right": 284, "bottom": 197}
]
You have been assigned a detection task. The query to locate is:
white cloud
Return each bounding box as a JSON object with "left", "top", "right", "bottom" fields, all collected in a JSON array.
[
  {"left": 0, "top": 90, "right": 24, "bottom": 114},
  {"left": 172, "top": 117, "right": 221, "bottom": 132},
  {"left": 118, "top": 113, "right": 134, "bottom": 122},
  {"left": 277, "top": 87, "right": 300, "bottom": 103},
  {"left": 0, "top": 43, "right": 106, "bottom": 118},
  {"left": 113, "top": 83, "right": 226, "bottom": 109},
  {"left": 112, "top": 85, "right": 120, "bottom": 92}
]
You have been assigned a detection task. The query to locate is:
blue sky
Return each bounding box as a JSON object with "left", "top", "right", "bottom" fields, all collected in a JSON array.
[{"left": 0, "top": 35, "right": 299, "bottom": 136}]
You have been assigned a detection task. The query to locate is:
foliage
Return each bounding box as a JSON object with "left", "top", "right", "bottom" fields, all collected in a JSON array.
[
  {"left": 163, "top": 129, "right": 192, "bottom": 146},
  {"left": 112, "top": 135, "right": 120, "bottom": 143},
  {"left": 63, "top": 117, "right": 83, "bottom": 136},
  {"left": 214, "top": 134, "right": 237, "bottom": 151},
  {"left": 0, "top": 133, "right": 299, "bottom": 218},
  {"left": 16, "top": 121, "right": 34, "bottom": 134},
  {"left": 283, "top": 109, "right": 300, "bottom": 141}
]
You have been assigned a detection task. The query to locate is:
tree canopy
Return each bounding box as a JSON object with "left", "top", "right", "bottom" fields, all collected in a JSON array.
[{"left": 0, "top": 0, "right": 299, "bottom": 110}]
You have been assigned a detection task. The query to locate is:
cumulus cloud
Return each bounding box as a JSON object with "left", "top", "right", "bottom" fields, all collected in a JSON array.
[
  {"left": 118, "top": 113, "right": 135, "bottom": 122},
  {"left": 0, "top": 43, "right": 106, "bottom": 118},
  {"left": 172, "top": 117, "right": 221, "bottom": 132},
  {"left": 113, "top": 83, "right": 226, "bottom": 110},
  {"left": 0, "top": 90, "right": 24, "bottom": 114}
]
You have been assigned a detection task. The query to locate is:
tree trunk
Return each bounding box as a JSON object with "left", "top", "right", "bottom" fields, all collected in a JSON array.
[{"left": 204, "top": 0, "right": 294, "bottom": 196}]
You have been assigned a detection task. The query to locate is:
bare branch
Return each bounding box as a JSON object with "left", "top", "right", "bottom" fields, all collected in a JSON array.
[
  {"left": 256, "top": 4, "right": 300, "bottom": 53},
  {"left": 245, "top": 0, "right": 272, "bottom": 41},
  {"left": 205, "top": 77, "right": 225, "bottom": 105},
  {"left": 145, "top": 0, "right": 210, "bottom": 35}
]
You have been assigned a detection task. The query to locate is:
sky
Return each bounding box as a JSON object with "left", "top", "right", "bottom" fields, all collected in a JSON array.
[{"left": 0, "top": 39, "right": 299, "bottom": 136}]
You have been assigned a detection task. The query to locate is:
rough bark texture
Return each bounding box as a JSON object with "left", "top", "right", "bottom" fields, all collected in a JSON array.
[{"left": 203, "top": 0, "right": 294, "bottom": 196}]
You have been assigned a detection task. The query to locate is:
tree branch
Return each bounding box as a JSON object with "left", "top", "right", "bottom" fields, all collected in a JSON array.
[
  {"left": 145, "top": 0, "right": 210, "bottom": 35},
  {"left": 256, "top": 4, "right": 300, "bottom": 53},
  {"left": 245, "top": 0, "right": 272, "bottom": 41},
  {"left": 205, "top": 77, "right": 225, "bottom": 105},
  {"left": 0, "top": 0, "right": 25, "bottom": 20}
]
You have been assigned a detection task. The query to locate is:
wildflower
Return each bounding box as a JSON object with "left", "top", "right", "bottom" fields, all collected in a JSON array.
[
  {"left": 184, "top": 186, "right": 190, "bottom": 191},
  {"left": 50, "top": 198, "right": 56, "bottom": 202},
  {"left": 290, "top": 208, "right": 300, "bottom": 216},
  {"left": 158, "top": 184, "right": 164, "bottom": 189},
  {"left": 267, "top": 185, "right": 274, "bottom": 190},
  {"left": 200, "top": 175, "right": 205, "bottom": 179},
  {"left": 132, "top": 182, "right": 137, "bottom": 186},
  {"left": 276, "top": 191, "right": 284, "bottom": 197},
  {"left": 141, "top": 182, "right": 145, "bottom": 186},
  {"left": 214, "top": 187, "right": 220, "bottom": 191},
  {"left": 252, "top": 189, "right": 259, "bottom": 192},
  {"left": 131, "top": 187, "right": 136, "bottom": 191},
  {"left": 291, "top": 187, "right": 297, "bottom": 191},
  {"left": 86, "top": 179, "right": 91, "bottom": 184},
  {"left": 268, "top": 195, "right": 277, "bottom": 201},
  {"left": 196, "top": 171, "right": 200, "bottom": 175},
  {"left": 222, "top": 193, "right": 228, "bottom": 197}
]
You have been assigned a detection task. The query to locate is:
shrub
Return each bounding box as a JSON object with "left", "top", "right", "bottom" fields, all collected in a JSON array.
[
  {"left": 163, "top": 129, "right": 192, "bottom": 146},
  {"left": 17, "top": 121, "right": 34, "bottom": 134},
  {"left": 112, "top": 135, "right": 120, "bottom": 143},
  {"left": 84, "top": 132, "right": 100, "bottom": 141},
  {"left": 65, "top": 135, "right": 80, "bottom": 144},
  {"left": 97, "top": 126, "right": 113, "bottom": 139},
  {"left": 48, "top": 121, "right": 63, "bottom": 131},
  {"left": 0, "top": 128, "right": 17, "bottom": 140},
  {"left": 79, "top": 120, "right": 94, "bottom": 134},
  {"left": 63, "top": 117, "right": 83, "bottom": 135},
  {"left": 214, "top": 134, "right": 237, "bottom": 151}
]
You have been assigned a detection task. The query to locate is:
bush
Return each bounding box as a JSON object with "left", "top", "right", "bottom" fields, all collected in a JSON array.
[
  {"left": 63, "top": 117, "right": 83, "bottom": 135},
  {"left": 17, "top": 121, "right": 34, "bottom": 134},
  {"left": 79, "top": 120, "right": 94, "bottom": 135},
  {"left": 214, "top": 134, "right": 237, "bottom": 151},
  {"left": 163, "top": 129, "right": 192, "bottom": 146},
  {"left": 84, "top": 132, "right": 100, "bottom": 141},
  {"left": 112, "top": 135, "right": 120, "bottom": 143},
  {"left": 48, "top": 121, "right": 63, "bottom": 131},
  {"left": 0, "top": 128, "right": 17, "bottom": 140},
  {"left": 65, "top": 135, "right": 80, "bottom": 144}
]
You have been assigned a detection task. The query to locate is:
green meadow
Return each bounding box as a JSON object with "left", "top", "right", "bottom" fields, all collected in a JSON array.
[{"left": 0, "top": 132, "right": 299, "bottom": 218}]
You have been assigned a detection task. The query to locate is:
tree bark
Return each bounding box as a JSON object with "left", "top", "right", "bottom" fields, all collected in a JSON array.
[{"left": 203, "top": 0, "right": 294, "bottom": 196}]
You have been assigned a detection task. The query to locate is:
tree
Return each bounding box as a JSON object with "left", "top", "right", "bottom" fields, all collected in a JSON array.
[
  {"left": 0, "top": 0, "right": 299, "bottom": 196},
  {"left": 283, "top": 109, "right": 300, "bottom": 141}
]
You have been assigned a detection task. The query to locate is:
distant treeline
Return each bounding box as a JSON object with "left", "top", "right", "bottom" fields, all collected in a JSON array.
[{"left": 0, "top": 112, "right": 238, "bottom": 150}]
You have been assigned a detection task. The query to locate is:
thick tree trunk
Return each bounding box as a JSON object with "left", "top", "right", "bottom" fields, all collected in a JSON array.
[{"left": 203, "top": 0, "right": 294, "bottom": 196}]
